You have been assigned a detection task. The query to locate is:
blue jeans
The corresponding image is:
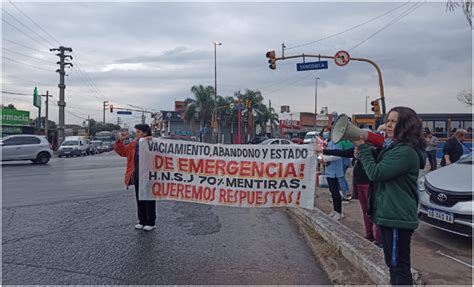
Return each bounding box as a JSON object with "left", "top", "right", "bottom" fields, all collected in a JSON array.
[{"left": 338, "top": 161, "right": 350, "bottom": 196}]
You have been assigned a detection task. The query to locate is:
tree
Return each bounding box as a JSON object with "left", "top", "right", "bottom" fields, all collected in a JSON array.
[
  {"left": 183, "top": 85, "right": 215, "bottom": 136},
  {"left": 457, "top": 90, "right": 472, "bottom": 106},
  {"left": 1, "top": 104, "right": 17, "bottom": 110},
  {"left": 447, "top": 0, "right": 472, "bottom": 27}
]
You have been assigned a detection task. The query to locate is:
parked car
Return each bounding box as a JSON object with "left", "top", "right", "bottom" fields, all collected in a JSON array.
[
  {"left": 1, "top": 134, "right": 53, "bottom": 164},
  {"left": 290, "top": 137, "right": 304, "bottom": 144},
  {"left": 90, "top": 140, "right": 103, "bottom": 153},
  {"left": 58, "top": 136, "right": 87, "bottom": 157},
  {"left": 85, "top": 140, "right": 98, "bottom": 155},
  {"left": 247, "top": 136, "right": 269, "bottom": 144},
  {"left": 418, "top": 152, "right": 473, "bottom": 237},
  {"left": 303, "top": 130, "right": 321, "bottom": 144},
  {"left": 260, "top": 138, "right": 295, "bottom": 145}
]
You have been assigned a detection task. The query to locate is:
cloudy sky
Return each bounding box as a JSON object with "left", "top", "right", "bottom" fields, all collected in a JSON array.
[{"left": 1, "top": 1, "right": 472, "bottom": 127}]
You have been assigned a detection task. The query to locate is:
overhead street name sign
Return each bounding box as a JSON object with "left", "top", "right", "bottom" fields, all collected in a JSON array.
[
  {"left": 117, "top": 111, "right": 132, "bottom": 115},
  {"left": 296, "top": 61, "right": 328, "bottom": 71}
]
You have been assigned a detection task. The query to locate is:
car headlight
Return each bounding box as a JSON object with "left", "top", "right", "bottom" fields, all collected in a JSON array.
[{"left": 418, "top": 175, "right": 426, "bottom": 192}]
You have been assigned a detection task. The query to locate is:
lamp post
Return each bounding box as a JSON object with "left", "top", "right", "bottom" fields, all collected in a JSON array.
[
  {"left": 365, "top": 96, "right": 369, "bottom": 114},
  {"left": 213, "top": 41, "right": 222, "bottom": 143},
  {"left": 314, "top": 76, "right": 320, "bottom": 129}
]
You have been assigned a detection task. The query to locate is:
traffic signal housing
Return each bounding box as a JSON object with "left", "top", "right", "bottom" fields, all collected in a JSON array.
[
  {"left": 371, "top": 100, "right": 381, "bottom": 118},
  {"left": 266, "top": 50, "right": 276, "bottom": 70},
  {"left": 110, "top": 104, "right": 114, "bottom": 113}
]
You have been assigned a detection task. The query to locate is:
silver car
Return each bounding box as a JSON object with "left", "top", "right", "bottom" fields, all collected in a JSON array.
[
  {"left": 1, "top": 134, "right": 53, "bottom": 164},
  {"left": 418, "top": 152, "right": 473, "bottom": 237},
  {"left": 260, "top": 138, "right": 295, "bottom": 145}
]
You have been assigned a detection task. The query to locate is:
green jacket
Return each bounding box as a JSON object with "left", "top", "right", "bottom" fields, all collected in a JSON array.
[{"left": 358, "top": 143, "right": 426, "bottom": 230}]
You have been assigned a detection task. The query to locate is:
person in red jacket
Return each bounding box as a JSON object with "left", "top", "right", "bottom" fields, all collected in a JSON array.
[{"left": 114, "top": 124, "right": 156, "bottom": 231}]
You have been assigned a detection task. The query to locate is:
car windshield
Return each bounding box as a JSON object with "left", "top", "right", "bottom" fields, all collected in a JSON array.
[
  {"left": 304, "top": 134, "right": 316, "bottom": 140},
  {"left": 62, "top": 141, "right": 79, "bottom": 146},
  {"left": 260, "top": 139, "right": 273, "bottom": 144},
  {"left": 457, "top": 153, "right": 472, "bottom": 164}
]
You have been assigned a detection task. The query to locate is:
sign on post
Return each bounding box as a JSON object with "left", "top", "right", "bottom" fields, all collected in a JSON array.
[
  {"left": 334, "top": 50, "right": 350, "bottom": 66},
  {"left": 117, "top": 111, "right": 132, "bottom": 115},
  {"left": 1, "top": 109, "right": 30, "bottom": 126},
  {"left": 296, "top": 61, "right": 328, "bottom": 71}
]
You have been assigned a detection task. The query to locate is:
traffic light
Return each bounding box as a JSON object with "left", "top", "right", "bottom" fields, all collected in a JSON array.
[
  {"left": 246, "top": 99, "right": 251, "bottom": 109},
  {"left": 266, "top": 50, "right": 276, "bottom": 70},
  {"left": 110, "top": 104, "right": 114, "bottom": 113},
  {"left": 371, "top": 100, "right": 381, "bottom": 118}
]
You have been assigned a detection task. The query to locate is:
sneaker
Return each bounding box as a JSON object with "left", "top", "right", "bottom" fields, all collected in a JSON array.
[
  {"left": 143, "top": 225, "right": 156, "bottom": 231},
  {"left": 135, "top": 224, "right": 144, "bottom": 230},
  {"left": 342, "top": 198, "right": 351, "bottom": 204},
  {"left": 332, "top": 212, "right": 345, "bottom": 220},
  {"left": 328, "top": 211, "right": 337, "bottom": 217}
]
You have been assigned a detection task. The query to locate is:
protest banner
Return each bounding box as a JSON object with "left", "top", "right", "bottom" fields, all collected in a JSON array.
[{"left": 139, "top": 138, "right": 316, "bottom": 209}]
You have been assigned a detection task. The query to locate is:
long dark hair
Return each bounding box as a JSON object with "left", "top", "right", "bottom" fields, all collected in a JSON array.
[
  {"left": 388, "top": 106, "right": 426, "bottom": 150},
  {"left": 134, "top": 124, "right": 152, "bottom": 136}
]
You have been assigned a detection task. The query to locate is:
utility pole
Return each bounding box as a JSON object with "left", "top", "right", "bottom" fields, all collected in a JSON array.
[
  {"left": 314, "top": 77, "right": 320, "bottom": 129},
  {"left": 41, "top": 91, "right": 52, "bottom": 136},
  {"left": 103, "top": 101, "right": 109, "bottom": 124},
  {"left": 117, "top": 117, "right": 121, "bottom": 126},
  {"left": 51, "top": 46, "right": 73, "bottom": 144},
  {"left": 141, "top": 111, "right": 146, "bottom": 124},
  {"left": 87, "top": 115, "right": 91, "bottom": 137}
]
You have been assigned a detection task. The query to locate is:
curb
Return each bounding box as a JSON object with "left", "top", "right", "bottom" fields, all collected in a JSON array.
[{"left": 288, "top": 207, "right": 390, "bottom": 285}]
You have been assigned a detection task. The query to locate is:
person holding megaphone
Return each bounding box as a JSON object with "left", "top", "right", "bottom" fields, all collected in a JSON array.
[{"left": 348, "top": 107, "right": 426, "bottom": 285}]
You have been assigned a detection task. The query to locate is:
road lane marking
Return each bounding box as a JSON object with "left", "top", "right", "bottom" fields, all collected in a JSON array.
[{"left": 436, "top": 250, "right": 473, "bottom": 268}]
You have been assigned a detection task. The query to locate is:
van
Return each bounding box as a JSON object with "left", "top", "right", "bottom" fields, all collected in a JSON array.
[
  {"left": 58, "top": 136, "right": 87, "bottom": 157},
  {"left": 303, "top": 130, "right": 321, "bottom": 144}
]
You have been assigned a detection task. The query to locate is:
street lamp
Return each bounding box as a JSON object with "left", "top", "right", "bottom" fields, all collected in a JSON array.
[
  {"left": 365, "top": 96, "right": 370, "bottom": 114},
  {"left": 213, "top": 41, "right": 222, "bottom": 143},
  {"left": 314, "top": 76, "right": 320, "bottom": 129}
]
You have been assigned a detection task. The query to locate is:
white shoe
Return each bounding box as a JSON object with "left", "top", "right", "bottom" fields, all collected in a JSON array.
[
  {"left": 135, "top": 224, "right": 144, "bottom": 230},
  {"left": 143, "top": 225, "right": 156, "bottom": 231},
  {"left": 328, "top": 211, "right": 337, "bottom": 217},
  {"left": 333, "top": 212, "right": 345, "bottom": 220}
]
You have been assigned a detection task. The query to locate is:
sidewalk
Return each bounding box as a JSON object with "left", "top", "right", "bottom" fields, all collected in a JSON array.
[{"left": 314, "top": 167, "right": 472, "bottom": 285}]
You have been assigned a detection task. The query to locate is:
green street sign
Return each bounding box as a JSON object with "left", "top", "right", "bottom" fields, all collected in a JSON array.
[
  {"left": 1, "top": 109, "right": 30, "bottom": 126},
  {"left": 33, "top": 87, "right": 41, "bottom": 108}
]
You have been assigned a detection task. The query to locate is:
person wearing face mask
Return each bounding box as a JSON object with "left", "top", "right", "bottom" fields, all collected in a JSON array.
[
  {"left": 318, "top": 126, "right": 345, "bottom": 220},
  {"left": 352, "top": 107, "right": 426, "bottom": 285},
  {"left": 114, "top": 124, "right": 156, "bottom": 231}
]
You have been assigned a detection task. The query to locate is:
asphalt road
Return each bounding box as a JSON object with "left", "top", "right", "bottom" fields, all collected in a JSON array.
[{"left": 2, "top": 152, "right": 330, "bottom": 285}]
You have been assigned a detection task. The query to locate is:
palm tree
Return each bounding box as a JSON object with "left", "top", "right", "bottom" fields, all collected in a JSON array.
[
  {"left": 183, "top": 85, "right": 215, "bottom": 137},
  {"left": 260, "top": 104, "right": 279, "bottom": 137}
]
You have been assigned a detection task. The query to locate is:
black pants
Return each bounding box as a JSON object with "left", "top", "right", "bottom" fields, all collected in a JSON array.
[
  {"left": 134, "top": 183, "right": 156, "bottom": 226},
  {"left": 427, "top": 150, "right": 437, "bottom": 170},
  {"left": 327, "top": 177, "right": 342, "bottom": 213},
  {"left": 380, "top": 226, "right": 414, "bottom": 285}
]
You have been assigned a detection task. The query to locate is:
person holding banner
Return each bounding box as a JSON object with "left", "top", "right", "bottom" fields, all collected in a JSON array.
[
  {"left": 352, "top": 107, "right": 426, "bottom": 285},
  {"left": 114, "top": 124, "right": 156, "bottom": 231}
]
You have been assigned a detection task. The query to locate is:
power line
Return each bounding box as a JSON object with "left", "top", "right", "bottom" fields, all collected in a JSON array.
[
  {"left": 2, "top": 46, "right": 56, "bottom": 64},
  {"left": 2, "top": 56, "right": 54, "bottom": 72},
  {"left": 1, "top": 17, "right": 51, "bottom": 51},
  {"left": 2, "top": 37, "right": 53, "bottom": 55},
  {"left": 286, "top": 1, "right": 412, "bottom": 51},
  {"left": 1, "top": 7, "right": 56, "bottom": 48},
  {"left": 348, "top": 1, "right": 425, "bottom": 52},
  {"left": 1, "top": 90, "right": 30, "bottom": 95},
  {"left": 8, "top": 1, "right": 62, "bottom": 46}
]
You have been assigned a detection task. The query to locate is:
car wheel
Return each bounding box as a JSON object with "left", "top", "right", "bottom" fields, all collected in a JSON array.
[
  {"left": 36, "top": 152, "right": 51, "bottom": 164},
  {"left": 58, "top": 155, "right": 62, "bottom": 158}
]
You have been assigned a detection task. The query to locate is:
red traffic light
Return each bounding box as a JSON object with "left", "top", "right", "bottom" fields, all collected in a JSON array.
[
  {"left": 110, "top": 105, "right": 114, "bottom": 113},
  {"left": 266, "top": 50, "right": 276, "bottom": 70}
]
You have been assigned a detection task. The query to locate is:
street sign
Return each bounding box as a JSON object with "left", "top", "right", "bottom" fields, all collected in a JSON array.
[
  {"left": 334, "top": 50, "right": 350, "bottom": 66},
  {"left": 117, "top": 111, "right": 132, "bottom": 115},
  {"left": 296, "top": 61, "right": 328, "bottom": 71}
]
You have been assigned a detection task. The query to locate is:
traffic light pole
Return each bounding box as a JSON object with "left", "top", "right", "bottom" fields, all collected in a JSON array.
[
  {"left": 273, "top": 53, "right": 386, "bottom": 118},
  {"left": 41, "top": 91, "right": 52, "bottom": 136},
  {"left": 103, "top": 101, "right": 108, "bottom": 124}
]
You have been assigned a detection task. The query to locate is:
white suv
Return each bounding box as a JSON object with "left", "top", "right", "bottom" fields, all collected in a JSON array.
[{"left": 1, "top": 135, "right": 53, "bottom": 164}]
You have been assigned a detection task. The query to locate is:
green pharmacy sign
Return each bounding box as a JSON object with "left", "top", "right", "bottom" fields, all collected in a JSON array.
[{"left": 1, "top": 109, "right": 30, "bottom": 126}]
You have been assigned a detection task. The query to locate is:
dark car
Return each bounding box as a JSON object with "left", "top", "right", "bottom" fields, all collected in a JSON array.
[
  {"left": 291, "top": 137, "right": 304, "bottom": 144},
  {"left": 247, "top": 136, "right": 269, "bottom": 144}
]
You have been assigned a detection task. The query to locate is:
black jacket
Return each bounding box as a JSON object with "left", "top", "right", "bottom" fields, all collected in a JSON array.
[{"left": 441, "top": 137, "right": 463, "bottom": 166}]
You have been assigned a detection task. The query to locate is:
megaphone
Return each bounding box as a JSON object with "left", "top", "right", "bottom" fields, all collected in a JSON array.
[{"left": 330, "top": 114, "right": 384, "bottom": 147}]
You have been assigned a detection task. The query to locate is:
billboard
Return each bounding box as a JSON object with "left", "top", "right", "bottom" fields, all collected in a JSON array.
[{"left": 1, "top": 109, "right": 30, "bottom": 126}]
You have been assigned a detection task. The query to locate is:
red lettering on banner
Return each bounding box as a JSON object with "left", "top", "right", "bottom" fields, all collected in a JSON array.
[
  {"left": 227, "top": 161, "right": 239, "bottom": 176},
  {"left": 154, "top": 155, "right": 174, "bottom": 171},
  {"left": 240, "top": 161, "right": 252, "bottom": 177},
  {"left": 215, "top": 160, "right": 226, "bottom": 176}
]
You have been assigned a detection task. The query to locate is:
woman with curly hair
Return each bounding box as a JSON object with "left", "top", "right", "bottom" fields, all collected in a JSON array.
[{"left": 352, "top": 107, "right": 426, "bottom": 285}]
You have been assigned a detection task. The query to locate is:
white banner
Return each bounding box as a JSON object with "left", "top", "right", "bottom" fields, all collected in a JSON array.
[{"left": 139, "top": 138, "right": 316, "bottom": 209}]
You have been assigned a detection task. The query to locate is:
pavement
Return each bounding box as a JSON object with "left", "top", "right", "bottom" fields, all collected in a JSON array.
[
  {"left": 2, "top": 152, "right": 330, "bottom": 285},
  {"left": 298, "top": 166, "right": 473, "bottom": 285}
]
